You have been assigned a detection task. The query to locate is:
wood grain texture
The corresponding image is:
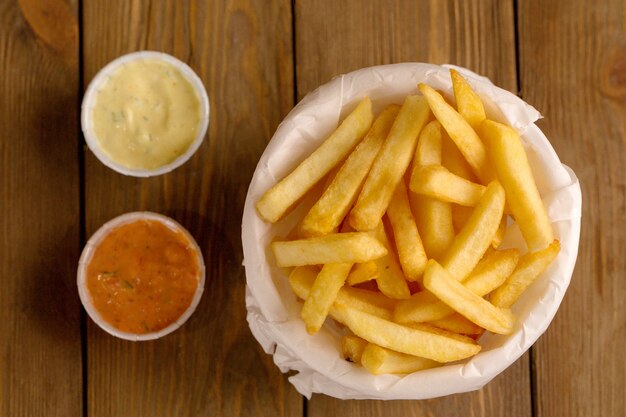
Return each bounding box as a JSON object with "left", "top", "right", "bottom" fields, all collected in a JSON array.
[
  {"left": 0, "top": 0, "right": 81, "bottom": 416},
  {"left": 519, "top": 0, "right": 626, "bottom": 416},
  {"left": 296, "top": 0, "right": 532, "bottom": 414},
  {"left": 82, "top": 0, "right": 298, "bottom": 415},
  {"left": 295, "top": 0, "right": 517, "bottom": 100}
]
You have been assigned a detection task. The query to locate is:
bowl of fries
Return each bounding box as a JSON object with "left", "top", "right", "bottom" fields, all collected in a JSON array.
[{"left": 242, "top": 63, "right": 581, "bottom": 400}]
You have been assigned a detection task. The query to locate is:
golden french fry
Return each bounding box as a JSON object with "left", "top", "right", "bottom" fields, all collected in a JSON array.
[
  {"left": 491, "top": 240, "right": 560, "bottom": 308},
  {"left": 341, "top": 335, "right": 368, "bottom": 363},
  {"left": 423, "top": 260, "right": 514, "bottom": 335},
  {"left": 409, "top": 121, "right": 455, "bottom": 260},
  {"left": 301, "top": 263, "right": 352, "bottom": 334},
  {"left": 410, "top": 165, "right": 486, "bottom": 207},
  {"left": 350, "top": 95, "right": 431, "bottom": 231},
  {"left": 418, "top": 83, "right": 492, "bottom": 183},
  {"left": 450, "top": 68, "right": 486, "bottom": 130},
  {"left": 440, "top": 181, "right": 505, "bottom": 281},
  {"left": 256, "top": 97, "right": 374, "bottom": 223},
  {"left": 394, "top": 248, "right": 519, "bottom": 323},
  {"left": 479, "top": 120, "right": 554, "bottom": 251},
  {"left": 361, "top": 343, "right": 440, "bottom": 375},
  {"left": 272, "top": 232, "right": 386, "bottom": 267},
  {"left": 387, "top": 181, "right": 427, "bottom": 281},
  {"left": 300, "top": 105, "right": 400, "bottom": 237},
  {"left": 442, "top": 131, "right": 476, "bottom": 181},
  {"left": 346, "top": 261, "right": 378, "bottom": 286},
  {"left": 412, "top": 120, "right": 442, "bottom": 166},
  {"left": 370, "top": 221, "right": 410, "bottom": 299},
  {"left": 289, "top": 266, "right": 394, "bottom": 320},
  {"left": 333, "top": 301, "right": 481, "bottom": 362},
  {"left": 429, "top": 313, "right": 484, "bottom": 335}
]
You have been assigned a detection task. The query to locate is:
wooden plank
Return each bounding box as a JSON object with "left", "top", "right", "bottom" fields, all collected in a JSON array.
[
  {"left": 296, "top": 0, "right": 531, "bottom": 414},
  {"left": 519, "top": 0, "right": 626, "bottom": 415},
  {"left": 82, "top": 1, "right": 299, "bottom": 416},
  {"left": 0, "top": 0, "right": 82, "bottom": 416}
]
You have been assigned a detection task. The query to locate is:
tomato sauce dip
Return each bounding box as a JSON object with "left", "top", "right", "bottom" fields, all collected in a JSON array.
[{"left": 85, "top": 218, "right": 201, "bottom": 334}]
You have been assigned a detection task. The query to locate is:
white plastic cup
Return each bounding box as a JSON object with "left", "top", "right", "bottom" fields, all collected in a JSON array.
[
  {"left": 77, "top": 212, "right": 206, "bottom": 341},
  {"left": 81, "top": 51, "right": 210, "bottom": 177}
]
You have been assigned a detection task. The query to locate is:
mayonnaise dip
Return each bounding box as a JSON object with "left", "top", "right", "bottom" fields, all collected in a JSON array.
[{"left": 91, "top": 58, "right": 202, "bottom": 170}]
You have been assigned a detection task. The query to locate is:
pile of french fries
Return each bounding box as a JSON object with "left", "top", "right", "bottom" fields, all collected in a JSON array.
[{"left": 256, "top": 69, "right": 560, "bottom": 375}]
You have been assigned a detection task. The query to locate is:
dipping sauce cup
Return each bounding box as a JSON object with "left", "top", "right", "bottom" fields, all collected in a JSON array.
[
  {"left": 77, "top": 212, "right": 205, "bottom": 341},
  {"left": 81, "top": 51, "right": 210, "bottom": 177}
]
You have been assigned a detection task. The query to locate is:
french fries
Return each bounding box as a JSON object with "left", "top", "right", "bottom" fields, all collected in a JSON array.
[
  {"left": 369, "top": 221, "right": 411, "bottom": 300},
  {"left": 491, "top": 240, "right": 560, "bottom": 308},
  {"left": 479, "top": 120, "right": 554, "bottom": 251},
  {"left": 410, "top": 165, "right": 486, "bottom": 207},
  {"left": 346, "top": 261, "right": 378, "bottom": 286},
  {"left": 394, "top": 248, "right": 519, "bottom": 323},
  {"left": 300, "top": 105, "right": 399, "bottom": 237},
  {"left": 272, "top": 232, "right": 386, "bottom": 267},
  {"left": 256, "top": 97, "right": 374, "bottom": 223},
  {"left": 450, "top": 68, "right": 486, "bottom": 130},
  {"left": 259, "top": 69, "right": 561, "bottom": 376},
  {"left": 361, "top": 343, "right": 440, "bottom": 374},
  {"left": 289, "top": 266, "right": 394, "bottom": 320},
  {"left": 333, "top": 301, "right": 481, "bottom": 362},
  {"left": 423, "top": 260, "right": 514, "bottom": 335},
  {"left": 410, "top": 120, "right": 455, "bottom": 260},
  {"left": 349, "top": 95, "right": 431, "bottom": 231},
  {"left": 418, "top": 83, "right": 492, "bottom": 183},
  {"left": 387, "top": 180, "right": 427, "bottom": 281},
  {"left": 440, "top": 181, "right": 506, "bottom": 281},
  {"left": 341, "top": 335, "right": 368, "bottom": 363},
  {"left": 301, "top": 262, "right": 352, "bottom": 334}
]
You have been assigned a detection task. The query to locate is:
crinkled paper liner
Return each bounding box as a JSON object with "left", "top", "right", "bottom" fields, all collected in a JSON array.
[{"left": 241, "top": 63, "right": 581, "bottom": 400}]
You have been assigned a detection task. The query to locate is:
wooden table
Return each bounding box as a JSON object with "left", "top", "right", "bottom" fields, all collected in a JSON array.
[{"left": 1, "top": 0, "right": 624, "bottom": 415}]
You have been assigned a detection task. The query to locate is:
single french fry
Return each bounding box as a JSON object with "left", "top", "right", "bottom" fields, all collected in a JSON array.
[
  {"left": 410, "top": 165, "right": 486, "bottom": 207},
  {"left": 491, "top": 240, "right": 560, "bottom": 308},
  {"left": 333, "top": 301, "right": 481, "bottom": 362},
  {"left": 412, "top": 120, "right": 442, "bottom": 166},
  {"left": 387, "top": 181, "right": 427, "bottom": 281},
  {"left": 272, "top": 232, "right": 386, "bottom": 267},
  {"left": 256, "top": 97, "right": 374, "bottom": 223},
  {"left": 346, "top": 261, "right": 379, "bottom": 286},
  {"left": 409, "top": 121, "right": 455, "bottom": 260},
  {"left": 361, "top": 343, "right": 440, "bottom": 375},
  {"left": 301, "top": 262, "right": 352, "bottom": 334},
  {"left": 423, "top": 260, "right": 514, "bottom": 335},
  {"left": 394, "top": 248, "right": 519, "bottom": 323},
  {"left": 429, "top": 313, "right": 484, "bottom": 336},
  {"left": 289, "top": 266, "right": 394, "bottom": 320},
  {"left": 350, "top": 95, "right": 431, "bottom": 231},
  {"left": 300, "top": 105, "right": 400, "bottom": 237},
  {"left": 418, "top": 83, "right": 492, "bottom": 183},
  {"left": 479, "top": 120, "right": 554, "bottom": 251},
  {"left": 450, "top": 68, "right": 486, "bottom": 130},
  {"left": 341, "top": 335, "right": 368, "bottom": 364},
  {"left": 370, "top": 221, "right": 411, "bottom": 300},
  {"left": 440, "top": 181, "right": 505, "bottom": 281}
]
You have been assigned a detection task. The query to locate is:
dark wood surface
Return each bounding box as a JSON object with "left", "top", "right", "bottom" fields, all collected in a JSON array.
[{"left": 0, "top": 0, "right": 623, "bottom": 416}]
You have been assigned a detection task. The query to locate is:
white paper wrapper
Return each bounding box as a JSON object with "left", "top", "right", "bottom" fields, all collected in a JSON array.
[{"left": 241, "top": 63, "right": 581, "bottom": 399}]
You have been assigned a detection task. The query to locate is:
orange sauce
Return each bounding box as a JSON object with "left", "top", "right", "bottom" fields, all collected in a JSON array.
[{"left": 86, "top": 219, "right": 200, "bottom": 334}]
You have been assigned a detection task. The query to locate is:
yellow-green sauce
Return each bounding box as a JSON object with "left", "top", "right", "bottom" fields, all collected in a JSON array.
[{"left": 92, "top": 59, "right": 201, "bottom": 170}]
